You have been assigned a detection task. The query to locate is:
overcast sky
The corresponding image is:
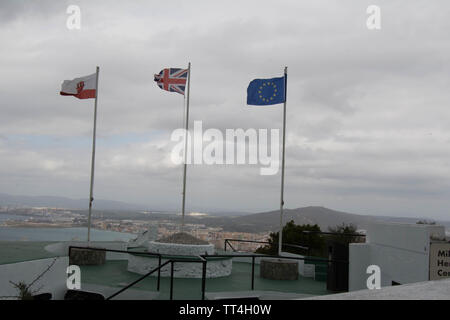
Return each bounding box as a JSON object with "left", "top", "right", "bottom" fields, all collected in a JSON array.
[{"left": 1, "top": 0, "right": 450, "bottom": 220}]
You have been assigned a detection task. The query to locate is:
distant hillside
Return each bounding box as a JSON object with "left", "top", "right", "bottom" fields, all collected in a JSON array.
[
  {"left": 0, "top": 193, "right": 146, "bottom": 211},
  {"left": 1, "top": 192, "right": 447, "bottom": 234},
  {"left": 215, "top": 206, "right": 377, "bottom": 233}
]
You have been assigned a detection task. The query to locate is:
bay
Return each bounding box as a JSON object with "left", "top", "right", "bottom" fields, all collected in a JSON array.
[{"left": 0, "top": 226, "right": 135, "bottom": 242}]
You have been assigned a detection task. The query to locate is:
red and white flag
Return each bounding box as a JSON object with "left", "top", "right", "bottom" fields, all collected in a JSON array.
[{"left": 60, "top": 73, "right": 97, "bottom": 99}]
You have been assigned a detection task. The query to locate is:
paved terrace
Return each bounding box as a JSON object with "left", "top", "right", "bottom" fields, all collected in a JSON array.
[
  {"left": 80, "top": 260, "right": 329, "bottom": 300},
  {"left": 0, "top": 241, "right": 330, "bottom": 300}
]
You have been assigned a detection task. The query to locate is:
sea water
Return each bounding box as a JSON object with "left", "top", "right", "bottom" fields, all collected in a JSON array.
[{"left": 0, "top": 226, "right": 135, "bottom": 242}]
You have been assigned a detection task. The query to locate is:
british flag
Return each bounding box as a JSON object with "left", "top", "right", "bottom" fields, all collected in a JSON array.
[{"left": 154, "top": 68, "right": 188, "bottom": 95}]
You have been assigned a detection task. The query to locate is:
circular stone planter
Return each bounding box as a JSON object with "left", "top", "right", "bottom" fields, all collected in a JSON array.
[
  {"left": 127, "top": 240, "right": 231, "bottom": 278},
  {"left": 147, "top": 241, "right": 215, "bottom": 256},
  {"left": 127, "top": 254, "right": 232, "bottom": 279}
]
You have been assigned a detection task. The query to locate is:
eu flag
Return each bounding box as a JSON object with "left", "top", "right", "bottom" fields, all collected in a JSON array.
[{"left": 247, "top": 76, "right": 286, "bottom": 106}]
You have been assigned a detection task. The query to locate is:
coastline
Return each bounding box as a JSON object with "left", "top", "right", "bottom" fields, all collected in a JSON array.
[
  {"left": 0, "top": 226, "right": 136, "bottom": 242},
  {"left": 1, "top": 221, "right": 78, "bottom": 228}
]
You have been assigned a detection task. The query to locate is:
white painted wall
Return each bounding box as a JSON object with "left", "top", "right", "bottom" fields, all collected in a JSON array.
[
  {"left": 0, "top": 257, "right": 69, "bottom": 300},
  {"left": 349, "top": 222, "right": 446, "bottom": 291}
]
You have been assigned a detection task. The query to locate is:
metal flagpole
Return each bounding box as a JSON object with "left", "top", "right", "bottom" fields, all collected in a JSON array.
[
  {"left": 278, "top": 66, "right": 287, "bottom": 255},
  {"left": 181, "top": 62, "right": 191, "bottom": 232},
  {"left": 87, "top": 66, "right": 100, "bottom": 245}
]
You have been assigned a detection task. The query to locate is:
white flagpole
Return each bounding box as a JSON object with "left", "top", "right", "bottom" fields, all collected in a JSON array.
[
  {"left": 87, "top": 66, "right": 100, "bottom": 245},
  {"left": 278, "top": 66, "right": 287, "bottom": 255},
  {"left": 181, "top": 62, "right": 191, "bottom": 232}
]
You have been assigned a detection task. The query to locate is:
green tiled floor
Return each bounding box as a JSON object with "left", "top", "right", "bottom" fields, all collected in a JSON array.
[
  {"left": 80, "top": 260, "right": 329, "bottom": 300},
  {"left": 0, "top": 241, "right": 330, "bottom": 300}
]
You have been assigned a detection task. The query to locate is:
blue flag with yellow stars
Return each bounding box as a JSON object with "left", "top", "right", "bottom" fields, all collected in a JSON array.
[{"left": 247, "top": 76, "right": 286, "bottom": 105}]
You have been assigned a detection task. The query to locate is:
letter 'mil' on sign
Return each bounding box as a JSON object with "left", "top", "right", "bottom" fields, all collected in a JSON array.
[
  {"left": 429, "top": 243, "right": 450, "bottom": 280},
  {"left": 66, "top": 5, "right": 81, "bottom": 30},
  {"left": 366, "top": 5, "right": 381, "bottom": 30},
  {"left": 66, "top": 265, "right": 81, "bottom": 290},
  {"left": 366, "top": 265, "right": 381, "bottom": 289}
]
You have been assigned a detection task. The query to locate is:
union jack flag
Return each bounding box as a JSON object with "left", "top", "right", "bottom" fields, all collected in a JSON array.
[{"left": 154, "top": 68, "right": 188, "bottom": 95}]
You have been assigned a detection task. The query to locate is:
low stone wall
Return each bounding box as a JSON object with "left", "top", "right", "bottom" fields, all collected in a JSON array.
[
  {"left": 279, "top": 252, "right": 315, "bottom": 278},
  {"left": 45, "top": 241, "right": 128, "bottom": 261},
  {"left": 260, "top": 258, "right": 299, "bottom": 280},
  {"left": 127, "top": 255, "right": 232, "bottom": 278},
  {"left": 69, "top": 248, "right": 106, "bottom": 266}
]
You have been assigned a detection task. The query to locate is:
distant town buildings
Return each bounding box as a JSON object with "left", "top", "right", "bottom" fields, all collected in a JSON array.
[{"left": 0, "top": 206, "right": 269, "bottom": 251}]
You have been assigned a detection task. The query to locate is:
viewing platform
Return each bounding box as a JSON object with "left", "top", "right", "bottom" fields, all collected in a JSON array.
[{"left": 0, "top": 240, "right": 328, "bottom": 300}]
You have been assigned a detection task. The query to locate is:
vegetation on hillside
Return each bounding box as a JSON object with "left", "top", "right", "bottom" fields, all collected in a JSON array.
[
  {"left": 255, "top": 220, "right": 325, "bottom": 256},
  {"left": 255, "top": 221, "right": 365, "bottom": 257},
  {"left": 327, "top": 223, "right": 364, "bottom": 244}
]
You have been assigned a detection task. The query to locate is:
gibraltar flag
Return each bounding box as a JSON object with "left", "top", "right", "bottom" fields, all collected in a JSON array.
[{"left": 60, "top": 73, "right": 97, "bottom": 99}]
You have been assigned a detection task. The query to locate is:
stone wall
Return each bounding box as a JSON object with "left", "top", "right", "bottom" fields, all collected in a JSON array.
[
  {"left": 260, "top": 258, "right": 299, "bottom": 280},
  {"left": 69, "top": 248, "right": 105, "bottom": 265},
  {"left": 147, "top": 241, "right": 215, "bottom": 256},
  {"left": 276, "top": 252, "right": 315, "bottom": 278},
  {"left": 45, "top": 241, "right": 128, "bottom": 261}
]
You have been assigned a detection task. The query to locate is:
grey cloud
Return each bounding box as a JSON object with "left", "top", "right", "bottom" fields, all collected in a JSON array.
[{"left": 0, "top": 0, "right": 450, "bottom": 220}]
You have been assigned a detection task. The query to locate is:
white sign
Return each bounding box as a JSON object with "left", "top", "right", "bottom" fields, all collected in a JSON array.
[{"left": 429, "top": 243, "right": 450, "bottom": 280}]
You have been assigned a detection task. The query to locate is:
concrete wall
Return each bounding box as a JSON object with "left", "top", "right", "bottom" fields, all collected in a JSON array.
[
  {"left": 349, "top": 243, "right": 371, "bottom": 291},
  {"left": 349, "top": 222, "right": 446, "bottom": 291},
  {"left": 0, "top": 257, "right": 68, "bottom": 300}
]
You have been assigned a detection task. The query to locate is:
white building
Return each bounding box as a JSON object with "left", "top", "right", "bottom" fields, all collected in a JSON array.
[{"left": 349, "top": 222, "right": 448, "bottom": 291}]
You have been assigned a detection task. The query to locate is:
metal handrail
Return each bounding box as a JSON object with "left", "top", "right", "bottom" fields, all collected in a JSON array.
[
  {"left": 223, "top": 231, "right": 366, "bottom": 256},
  {"left": 301, "top": 230, "right": 366, "bottom": 237},
  {"left": 69, "top": 246, "right": 349, "bottom": 300},
  {"left": 68, "top": 245, "right": 162, "bottom": 257},
  {"left": 204, "top": 253, "right": 347, "bottom": 264},
  {"left": 107, "top": 260, "right": 171, "bottom": 300},
  {"left": 69, "top": 245, "right": 164, "bottom": 291},
  {"left": 224, "top": 239, "right": 309, "bottom": 252},
  {"left": 68, "top": 246, "right": 207, "bottom": 300},
  {"left": 202, "top": 253, "right": 347, "bottom": 291}
]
